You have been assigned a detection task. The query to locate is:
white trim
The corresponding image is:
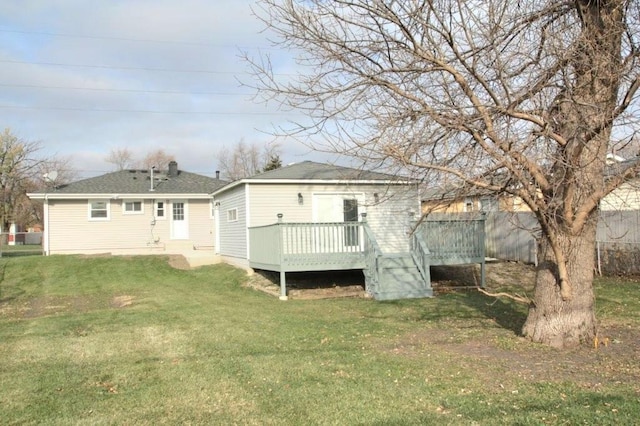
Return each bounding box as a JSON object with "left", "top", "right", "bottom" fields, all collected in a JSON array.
[
  {"left": 88, "top": 199, "right": 110, "bottom": 221},
  {"left": 170, "top": 200, "right": 189, "bottom": 240},
  {"left": 43, "top": 197, "right": 50, "bottom": 255},
  {"left": 154, "top": 200, "right": 167, "bottom": 220},
  {"left": 227, "top": 208, "right": 238, "bottom": 222},
  {"left": 28, "top": 192, "right": 213, "bottom": 200},
  {"left": 245, "top": 183, "right": 251, "bottom": 260},
  {"left": 123, "top": 200, "right": 144, "bottom": 215},
  {"left": 212, "top": 178, "right": 413, "bottom": 197}
]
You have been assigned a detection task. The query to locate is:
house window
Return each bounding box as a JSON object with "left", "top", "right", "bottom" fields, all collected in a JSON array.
[
  {"left": 464, "top": 198, "right": 475, "bottom": 212},
  {"left": 123, "top": 200, "right": 143, "bottom": 214},
  {"left": 155, "top": 201, "right": 166, "bottom": 219},
  {"left": 227, "top": 208, "right": 238, "bottom": 222},
  {"left": 89, "top": 200, "right": 110, "bottom": 220}
]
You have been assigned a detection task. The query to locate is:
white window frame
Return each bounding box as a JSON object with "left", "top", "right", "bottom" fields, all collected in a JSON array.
[
  {"left": 123, "top": 200, "right": 144, "bottom": 215},
  {"left": 154, "top": 200, "right": 167, "bottom": 220},
  {"left": 227, "top": 208, "right": 238, "bottom": 222},
  {"left": 88, "top": 199, "right": 110, "bottom": 221}
]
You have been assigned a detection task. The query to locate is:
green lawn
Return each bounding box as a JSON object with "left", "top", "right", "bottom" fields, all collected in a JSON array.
[{"left": 1, "top": 255, "right": 638, "bottom": 425}]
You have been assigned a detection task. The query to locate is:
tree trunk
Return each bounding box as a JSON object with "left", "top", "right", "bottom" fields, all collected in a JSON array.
[{"left": 522, "top": 219, "right": 598, "bottom": 348}]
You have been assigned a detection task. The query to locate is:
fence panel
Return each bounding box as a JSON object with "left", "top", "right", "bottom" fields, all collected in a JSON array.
[
  {"left": 0, "top": 232, "right": 43, "bottom": 257},
  {"left": 484, "top": 213, "right": 538, "bottom": 264}
]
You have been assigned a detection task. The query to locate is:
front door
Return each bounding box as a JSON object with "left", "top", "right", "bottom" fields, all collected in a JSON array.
[{"left": 170, "top": 200, "right": 189, "bottom": 240}]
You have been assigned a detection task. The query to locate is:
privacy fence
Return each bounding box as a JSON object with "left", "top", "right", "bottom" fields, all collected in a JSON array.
[
  {"left": 0, "top": 232, "right": 43, "bottom": 257},
  {"left": 428, "top": 211, "right": 640, "bottom": 275}
]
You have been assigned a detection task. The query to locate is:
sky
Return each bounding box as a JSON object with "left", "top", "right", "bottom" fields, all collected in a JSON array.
[{"left": 0, "top": 0, "right": 326, "bottom": 179}]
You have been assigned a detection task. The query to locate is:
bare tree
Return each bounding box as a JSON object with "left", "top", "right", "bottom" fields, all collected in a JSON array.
[
  {"left": 139, "top": 149, "right": 176, "bottom": 171},
  {"left": 249, "top": 1, "right": 640, "bottom": 347},
  {"left": 0, "top": 128, "right": 45, "bottom": 232},
  {"left": 105, "top": 148, "right": 135, "bottom": 171},
  {"left": 217, "top": 139, "right": 281, "bottom": 180}
]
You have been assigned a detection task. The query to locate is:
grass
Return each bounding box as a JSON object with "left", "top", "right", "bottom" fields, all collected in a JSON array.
[{"left": 1, "top": 255, "right": 639, "bottom": 425}]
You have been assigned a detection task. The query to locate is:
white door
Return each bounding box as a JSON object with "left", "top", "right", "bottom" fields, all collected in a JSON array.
[
  {"left": 170, "top": 200, "right": 189, "bottom": 240},
  {"left": 312, "top": 193, "right": 364, "bottom": 251}
]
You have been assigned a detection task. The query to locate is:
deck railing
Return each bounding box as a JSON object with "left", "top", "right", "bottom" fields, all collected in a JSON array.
[
  {"left": 416, "top": 215, "right": 486, "bottom": 264},
  {"left": 249, "top": 220, "right": 366, "bottom": 272},
  {"left": 410, "top": 231, "right": 431, "bottom": 287}
]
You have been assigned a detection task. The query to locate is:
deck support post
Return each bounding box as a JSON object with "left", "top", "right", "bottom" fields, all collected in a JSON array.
[
  {"left": 279, "top": 270, "right": 288, "bottom": 300},
  {"left": 480, "top": 262, "right": 486, "bottom": 288}
]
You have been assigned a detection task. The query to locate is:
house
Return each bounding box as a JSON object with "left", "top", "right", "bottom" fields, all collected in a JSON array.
[
  {"left": 27, "top": 161, "right": 227, "bottom": 266},
  {"left": 212, "top": 161, "right": 420, "bottom": 268},
  {"left": 211, "top": 161, "right": 485, "bottom": 300}
]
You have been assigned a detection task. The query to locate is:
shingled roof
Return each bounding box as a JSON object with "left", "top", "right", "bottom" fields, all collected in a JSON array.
[
  {"left": 30, "top": 164, "right": 227, "bottom": 198},
  {"left": 243, "top": 160, "right": 399, "bottom": 181}
]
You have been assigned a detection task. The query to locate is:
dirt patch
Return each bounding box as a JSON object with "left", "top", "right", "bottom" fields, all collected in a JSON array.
[
  {"left": 431, "top": 261, "right": 536, "bottom": 290},
  {"left": 388, "top": 324, "right": 640, "bottom": 390},
  {"left": 247, "top": 261, "right": 537, "bottom": 300},
  {"left": 111, "top": 295, "right": 134, "bottom": 308},
  {"left": 245, "top": 269, "right": 366, "bottom": 300},
  {"left": 168, "top": 255, "right": 192, "bottom": 270}
]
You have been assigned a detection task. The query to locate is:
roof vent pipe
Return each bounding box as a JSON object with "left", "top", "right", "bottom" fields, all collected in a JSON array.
[
  {"left": 168, "top": 161, "right": 178, "bottom": 178},
  {"left": 150, "top": 166, "right": 156, "bottom": 192},
  {"left": 216, "top": 170, "right": 220, "bottom": 179}
]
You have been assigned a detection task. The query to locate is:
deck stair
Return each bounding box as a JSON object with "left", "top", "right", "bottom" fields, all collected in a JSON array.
[{"left": 364, "top": 252, "right": 433, "bottom": 301}]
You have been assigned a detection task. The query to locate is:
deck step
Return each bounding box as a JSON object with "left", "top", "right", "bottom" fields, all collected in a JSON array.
[{"left": 368, "top": 253, "right": 433, "bottom": 301}]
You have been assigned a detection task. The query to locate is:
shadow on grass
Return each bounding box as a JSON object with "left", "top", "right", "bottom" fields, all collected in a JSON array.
[{"left": 425, "top": 265, "right": 529, "bottom": 335}]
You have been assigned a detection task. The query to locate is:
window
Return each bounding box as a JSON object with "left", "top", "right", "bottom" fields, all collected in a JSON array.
[
  {"left": 173, "top": 202, "right": 185, "bottom": 221},
  {"left": 155, "top": 201, "right": 166, "bottom": 219},
  {"left": 464, "top": 198, "right": 475, "bottom": 212},
  {"left": 227, "top": 208, "right": 238, "bottom": 222},
  {"left": 123, "top": 200, "right": 143, "bottom": 214},
  {"left": 89, "top": 200, "right": 110, "bottom": 220}
]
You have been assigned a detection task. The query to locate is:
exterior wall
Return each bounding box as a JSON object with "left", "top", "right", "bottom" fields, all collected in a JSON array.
[
  {"left": 601, "top": 181, "right": 640, "bottom": 211},
  {"left": 247, "top": 183, "right": 420, "bottom": 254},
  {"left": 46, "top": 197, "right": 215, "bottom": 255},
  {"left": 215, "top": 184, "right": 248, "bottom": 261},
  {"left": 423, "top": 195, "right": 532, "bottom": 213}
]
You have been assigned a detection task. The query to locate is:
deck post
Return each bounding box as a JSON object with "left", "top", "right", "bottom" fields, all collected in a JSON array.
[
  {"left": 480, "top": 262, "right": 486, "bottom": 288},
  {"left": 279, "top": 270, "right": 288, "bottom": 300},
  {"left": 277, "top": 213, "right": 288, "bottom": 300}
]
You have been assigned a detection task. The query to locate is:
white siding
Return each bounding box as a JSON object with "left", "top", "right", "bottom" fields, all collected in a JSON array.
[
  {"left": 216, "top": 184, "right": 247, "bottom": 260},
  {"left": 364, "top": 185, "right": 420, "bottom": 253},
  {"left": 46, "top": 198, "right": 214, "bottom": 255},
  {"left": 601, "top": 181, "right": 640, "bottom": 211},
  {"left": 248, "top": 183, "right": 420, "bottom": 254}
]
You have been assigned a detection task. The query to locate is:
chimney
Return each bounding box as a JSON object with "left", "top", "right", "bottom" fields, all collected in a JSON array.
[
  {"left": 215, "top": 170, "right": 220, "bottom": 179},
  {"left": 168, "top": 161, "right": 178, "bottom": 177}
]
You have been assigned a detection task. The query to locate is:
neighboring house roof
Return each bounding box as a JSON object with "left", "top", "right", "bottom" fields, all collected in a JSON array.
[
  {"left": 213, "top": 161, "right": 412, "bottom": 195},
  {"left": 28, "top": 162, "right": 228, "bottom": 200}
]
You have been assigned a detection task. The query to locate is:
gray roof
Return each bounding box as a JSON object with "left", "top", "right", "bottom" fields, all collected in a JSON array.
[
  {"left": 33, "top": 168, "right": 227, "bottom": 196},
  {"left": 244, "top": 161, "right": 401, "bottom": 181}
]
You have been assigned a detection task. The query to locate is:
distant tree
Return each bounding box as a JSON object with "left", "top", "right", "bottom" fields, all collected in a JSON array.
[
  {"left": 139, "top": 149, "right": 176, "bottom": 171},
  {"left": 263, "top": 154, "right": 283, "bottom": 172},
  {"left": 105, "top": 148, "right": 135, "bottom": 171},
  {"left": 217, "top": 140, "right": 281, "bottom": 180},
  {"left": 0, "top": 128, "right": 52, "bottom": 232}
]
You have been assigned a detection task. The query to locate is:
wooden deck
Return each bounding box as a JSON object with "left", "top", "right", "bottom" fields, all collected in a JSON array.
[{"left": 248, "top": 214, "right": 486, "bottom": 300}]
